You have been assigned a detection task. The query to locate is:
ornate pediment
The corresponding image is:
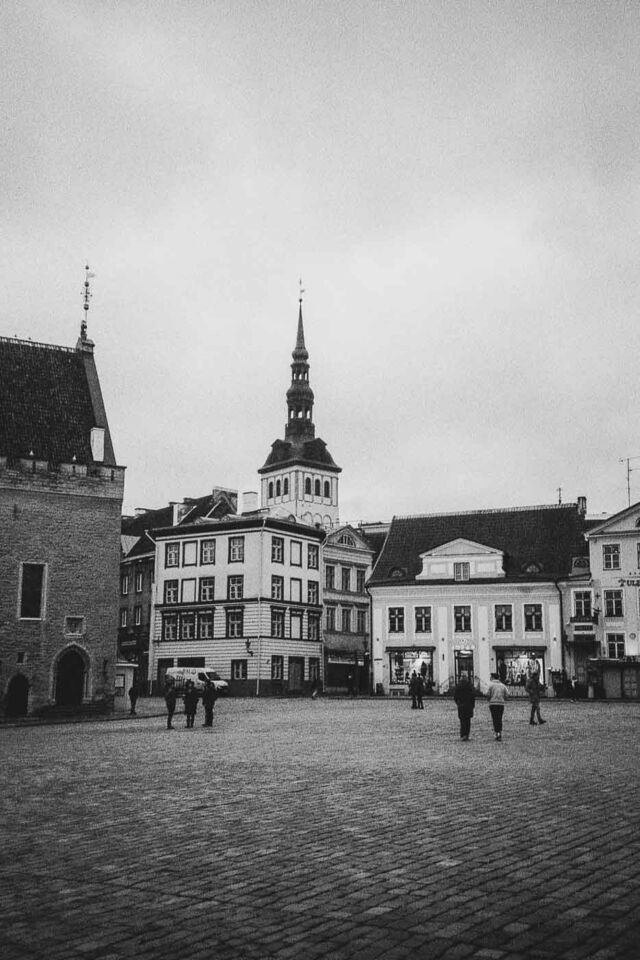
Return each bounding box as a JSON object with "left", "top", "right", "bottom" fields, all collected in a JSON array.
[{"left": 417, "top": 538, "right": 505, "bottom": 581}]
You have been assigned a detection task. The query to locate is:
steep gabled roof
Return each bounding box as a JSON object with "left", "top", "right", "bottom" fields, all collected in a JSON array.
[
  {"left": 259, "top": 436, "right": 341, "bottom": 474},
  {"left": 0, "top": 336, "right": 116, "bottom": 465},
  {"left": 369, "top": 503, "right": 588, "bottom": 586}
]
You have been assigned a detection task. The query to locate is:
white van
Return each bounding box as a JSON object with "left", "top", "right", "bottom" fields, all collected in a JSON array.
[{"left": 164, "top": 667, "right": 229, "bottom": 694}]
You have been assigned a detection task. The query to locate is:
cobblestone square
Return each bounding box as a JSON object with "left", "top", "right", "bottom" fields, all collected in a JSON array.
[{"left": 1, "top": 697, "right": 639, "bottom": 960}]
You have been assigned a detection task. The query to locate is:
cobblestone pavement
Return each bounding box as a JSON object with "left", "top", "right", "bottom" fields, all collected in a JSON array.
[{"left": 1, "top": 697, "right": 639, "bottom": 960}]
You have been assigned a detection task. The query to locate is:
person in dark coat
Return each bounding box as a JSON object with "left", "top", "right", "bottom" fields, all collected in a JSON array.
[
  {"left": 415, "top": 673, "right": 425, "bottom": 710},
  {"left": 409, "top": 671, "right": 419, "bottom": 709},
  {"left": 526, "top": 670, "right": 546, "bottom": 726},
  {"left": 164, "top": 680, "right": 177, "bottom": 730},
  {"left": 128, "top": 682, "right": 139, "bottom": 716},
  {"left": 453, "top": 676, "right": 476, "bottom": 741},
  {"left": 183, "top": 680, "right": 199, "bottom": 729},
  {"left": 201, "top": 680, "right": 217, "bottom": 727}
]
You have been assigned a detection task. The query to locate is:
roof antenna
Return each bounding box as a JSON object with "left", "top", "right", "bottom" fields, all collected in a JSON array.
[{"left": 81, "top": 264, "right": 95, "bottom": 341}]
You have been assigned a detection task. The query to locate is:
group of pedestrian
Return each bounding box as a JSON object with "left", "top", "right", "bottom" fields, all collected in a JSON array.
[
  {"left": 163, "top": 678, "right": 218, "bottom": 730},
  {"left": 452, "top": 668, "right": 547, "bottom": 742},
  {"left": 408, "top": 671, "right": 425, "bottom": 709}
]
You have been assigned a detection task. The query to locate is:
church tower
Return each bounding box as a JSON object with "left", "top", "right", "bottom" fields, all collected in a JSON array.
[{"left": 259, "top": 297, "right": 341, "bottom": 527}]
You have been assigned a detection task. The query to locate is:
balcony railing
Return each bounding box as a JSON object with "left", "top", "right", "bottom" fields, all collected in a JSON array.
[{"left": 570, "top": 613, "right": 599, "bottom": 624}]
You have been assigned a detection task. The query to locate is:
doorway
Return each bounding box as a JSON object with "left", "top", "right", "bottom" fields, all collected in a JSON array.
[
  {"left": 5, "top": 674, "right": 29, "bottom": 717},
  {"left": 288, "top": 657, "right": 304, "bottom": 693},
  {"left": 454, "top": 650, "right": 474, "bottom": 684},
  {"left": 55, "top": 649, "right": 85, "bottom": 707}
]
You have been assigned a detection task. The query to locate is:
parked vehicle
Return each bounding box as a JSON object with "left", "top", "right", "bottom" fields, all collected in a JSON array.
[{"left": 165, "top": 667, "right": 229, "bottom": 694}]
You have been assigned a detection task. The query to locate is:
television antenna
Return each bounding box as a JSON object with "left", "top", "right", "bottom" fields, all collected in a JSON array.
[{"left": 619, "top": 455, "right": 640, "bottom": 507}]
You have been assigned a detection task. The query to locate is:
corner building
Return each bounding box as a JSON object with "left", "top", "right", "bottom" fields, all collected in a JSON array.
[{"left": 0, "top": 328, "right": 124, "bottom": 717}]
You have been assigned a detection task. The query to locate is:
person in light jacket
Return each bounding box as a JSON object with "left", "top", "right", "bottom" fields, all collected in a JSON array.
[{"left": 486, "top": 673, "right": 508, "bottom": 741}]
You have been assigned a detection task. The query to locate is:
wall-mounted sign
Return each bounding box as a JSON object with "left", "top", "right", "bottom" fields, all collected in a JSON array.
[{"left": 619, "top": 578, "right": 640, "bottom": 586}]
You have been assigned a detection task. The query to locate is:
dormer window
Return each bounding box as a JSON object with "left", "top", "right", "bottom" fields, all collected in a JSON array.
[{"left": 454, "top": 562, "right": 470, "bottom": 582}]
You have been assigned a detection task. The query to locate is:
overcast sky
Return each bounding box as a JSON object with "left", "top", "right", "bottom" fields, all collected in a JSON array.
[{"left": 2, "top": 1, "right": 639, "bottom": 523}]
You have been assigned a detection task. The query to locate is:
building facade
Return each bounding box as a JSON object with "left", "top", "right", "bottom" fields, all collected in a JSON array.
[
  {"left": 0, "top": 320, "right": 124, "bottom": 716},
  {"left": 147, "top": 515, "right": 325, "bottom": 696},
  {"left": 368, "top": 502, "right": 589, "bottom": 697}
]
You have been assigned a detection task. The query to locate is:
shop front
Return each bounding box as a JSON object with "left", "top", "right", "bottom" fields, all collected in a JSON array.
[
  {"left": 493, "top": 646, "right": 547, "bottom": 697},
  {"left": 388, "top": 648, "right": 435, "bottom": 697},
  {"left": 586, "top": 657, "right": 640, "bottom": 700}
]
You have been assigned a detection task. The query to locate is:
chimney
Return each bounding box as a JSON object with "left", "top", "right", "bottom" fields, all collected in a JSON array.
[
  {"left": 241, "top": 491, "right": 259, "bottom": 514},
  {"left": 577, "top": 496, "right": 587, "bottom": 516}
]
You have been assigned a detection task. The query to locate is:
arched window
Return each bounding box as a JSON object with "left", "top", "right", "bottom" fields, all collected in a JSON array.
[
  {"left": 268, "top": 482, "right": 274, "bottom": 499},
  {"left": 324, "top": 480, "right": 330, "bottom": 499},
  {"left": 314, "top": 479, "right": 321, "bottom": 496},
  {"left": 305, "top": 478, "right": 311, "bottom": 496},
  {"left": 283, "top": 478, "right": 289, "bottom": 496},
  {"left": 276, "top": 479, "right": 281, "bottom": 497}
]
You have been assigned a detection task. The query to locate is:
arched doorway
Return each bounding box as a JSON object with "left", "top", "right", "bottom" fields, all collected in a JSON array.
[
  {"left": 55, "top": 649, "right": 85, "bottom": 707},
  {"left": 5, "top": 674, "right": 29, "bottom": 717}
]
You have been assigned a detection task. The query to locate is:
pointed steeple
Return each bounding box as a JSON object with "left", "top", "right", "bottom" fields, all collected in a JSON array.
[{"left": 285, "top": 297, "right": 315, "bottom": 441}]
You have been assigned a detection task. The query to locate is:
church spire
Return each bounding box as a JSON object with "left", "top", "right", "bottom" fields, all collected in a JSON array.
[{"left": 285, "top": 292, "right": 315, "bottom": 441}]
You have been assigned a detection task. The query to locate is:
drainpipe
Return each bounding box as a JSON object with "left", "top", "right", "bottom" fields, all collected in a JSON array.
[{"left": 554, "top": 580, "right": 566, "bottom": 674}]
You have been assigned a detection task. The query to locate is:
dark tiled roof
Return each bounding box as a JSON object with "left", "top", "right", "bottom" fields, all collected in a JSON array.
[
  {"left": 369, "top": 504, "right": 589, "bottom": 586},
  {"left": 0, "top": 337, "right": 116, "bottom": 465},
  {"left": 259, "top": 436, "right": 341, "bottom": 473}
]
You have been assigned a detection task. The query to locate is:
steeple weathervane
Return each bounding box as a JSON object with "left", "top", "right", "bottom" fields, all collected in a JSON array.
[{"left": 81, "top": 264, "right": 95, "bottom": 341}]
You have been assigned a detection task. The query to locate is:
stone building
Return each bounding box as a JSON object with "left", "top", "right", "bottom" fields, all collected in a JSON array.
[{"left": 0, "top": 318, "right": 124, "bottom": 716}]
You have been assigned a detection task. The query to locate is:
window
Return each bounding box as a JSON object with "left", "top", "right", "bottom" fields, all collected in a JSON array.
[
  {"left": 183, "top": 541, "right": 197, "bottom": 566},
  {"left": 356, "top": 609, "right": 367, "bottom": 634},
  {"left": 308, "top": 613, "right": 320, "bottom": 641},
  {"left": 268, "top": 481, "right": 274, "bottom": 499},
  {"left": 162, "top": 613, "right": 177, "bottom": 640},
  {"left": 283, "top": 478, "right": 289, "bottom": 495},
  {"left": 199, "top": 611, "right": 213, "bottom": 639},
  {"left": 389, "top": 607, "right": 404, "bottom": 632},
  {"left": 271, "top": 608, "right": 285, "bottom": 637},
  {"left": 272, "top": 536, "right": 284, "bottom": 563},
  {"left": 307, "top": 581, "right": 319, "bottom": 605},
  {"left": 341, "top": 608, "right": 351, "bottom": 633},
  {"left": 604, "top": 589, "right": 623, "bottom": 618},
  {"left": 305, "top": 477, "right": 311, "bottom": 495},
  {"left": 638, "top": 543, "right": 640, "bottom": 570},
  {"left": 356, "top": 569, "right": 366, "bottom": 593},
  {"left": 199, "top": 577, "right": 215, "bottom": 602},
  {"left": 326, "top": 606, "right": 336, "bottom": 631},
  {"left": 164, "top": 580, "right": 179, "bottom": 604},
  {"left": 290, "top": 578, "right": 302, "bottom": 603},
  {"left": 290, "top": 611, "right": 303, "bottom": 639},
  {"left": 323, "top": 481, "right": 330, "bottom": 498},
  {"left": 290, "top": 541, "right": 302, "bottom": 566},
  {"left": 325, "top": 565, "right": 335, "bottom": 590},
  {"left": 606, "top": 634, "right": 625, "bottom": 658},
  {"left": 231, "top": 659, "right": 247, "bottom": 680},
  {"left": 120, "top": 608, "right": 128, "bottom": 628},
  {"left": 134, "top": 605, "right": 142, "bottom": 626},
  {"left": 342, "top": 567, "right": 351, "bottom": 592},
  {"left": 415, "top": 606, "right": 432, "bottom": 633},
  {"left": 495, "top": 605, "right": 513, "bottom": 632},
  {"left": 120, "top": 574, "right": 129, "bottom": 596},
  {"left": 229, "top": 537, "right": 244, "bottom": 563},
  {"left": 314, "top": 479, "right": 321, "bottom": 496},
  {"left": 603, "top": 544, "right": 620, "bottom": 570},
  {"left": 524, "top": 604, "right": 543, "bottom": 632},
  {"left": 181, "top": 579, "right": 196, "bottom": 603},
  {"left": 308, "top": 543, "right": 319, "bottom": 569},
  {"left": 226, "top": 609, "right": 243, "bottom": 638},
  {"left": 271, "top": 575, "right": 284, "bottom": 600},
  {"left": 454, "top": 562, "right": 470, "bottom": 582},
  {"left": 181, "top": 613, "right": 195, "bottom": 639},
  {"left": 227, "top": 575, "right": 244, "bottom": 601},
  {"left": 309, "top": 657, "right": 320, "bottom": 681},
  {"left": 200, "top": 539, "right": 216, "bottom": 565},
  {"left": 271, "top": 655, "right": 283, "bottom": 680},
  {"left": 65, "top": 616, "right": 84, "bottom": 635},
  {"left": 574, "top": 591, "right": 592, "bottom": 619},
  {"left": 454, "top": 606, "right": 471, "bottom": 632},
  {"left": 135, "top": 571, "right": 143, "bottom": 593},
  {"left": 165, "top": 543, "right": 179, "bottom": 568},
  {"left": 19, "top": 563, "right": 45, "bottom": 619},
  {"left": 276, "top": 479, "right": 281, "bottom": 497}
]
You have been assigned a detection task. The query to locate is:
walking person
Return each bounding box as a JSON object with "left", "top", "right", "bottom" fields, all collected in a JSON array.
[
  {"left": 453, "top": 675, "right": 476, "bottom": 741},
  {"left": 164, "top": 679, "right": 177, "bottom": 730},
  {"left": 526, "top": 669, "right": 546, "bottom": 725},
  {"left": 409, "top": 671, "right": 418, "bottom": 709},
  {"left": 201, "top": 679, "right": 217, "bottom": 727},
  {"left": 184, "top": 680, "right": 198, "bottom": 729},
  {"left": 416, "top": 673, "right": 425, "bottom": 710},
  {"left": 487, "top": 673, "right": 508, "bottom": 741},
  {"left": 128, "top": 682, "right": 139, "bottom": 716}
]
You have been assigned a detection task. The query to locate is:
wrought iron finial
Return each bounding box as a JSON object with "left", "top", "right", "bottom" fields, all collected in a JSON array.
[{"left": 81, "top": 264, "right": 95, "bottom": 341}]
